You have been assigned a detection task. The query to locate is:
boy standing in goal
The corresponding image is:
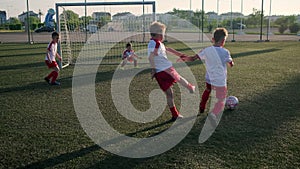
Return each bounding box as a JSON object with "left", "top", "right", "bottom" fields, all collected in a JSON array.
[
  {"left": 148, "top": 21, "right": 195, "bottom": 122},
  {"left": 44, "top": 32, "right": 62, "bottom": 86}
]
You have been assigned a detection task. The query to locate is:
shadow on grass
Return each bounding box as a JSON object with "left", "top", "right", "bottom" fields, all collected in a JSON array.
[
  {"left": 231, "top": 48, "right": 281, "bottom": 59},
  {"left": 19, "top": 145, "right": 101, "bottom": 169},
  {"left": 17, "top": 74, "right": 299, "bottom": 168},
  {"left": 2, "top": 45, "right": 293, "bottom": 168},
  {"left": 0, "top": 62, "right": 45, "bottom": 71},
  {"left": 82, "top": 75, "right": 300, "bottom": 169},
  {"left": 173, "top": 74, "right": 300, "bottom": 166},
  {"left": 21, "top": 116, "right": 199, "bottom": 169},
  {"left": 0, "top": 76, "right": 73, "bottom": 94},
  {"left": 0, "top": 52, "right": 46, "bottom": 58},
  {"left": 82, "top": 47, "right": 281, "bottom": 85},
  {"left": 0, "top": 46, "right": 45, "bottom": 52},
  {"left": 227, "top": 75, "right": 300, "bottom": 143},
  {"left": 0, "top": 46, "right": 282, "bottom": 93},
  {"left": 21, "top": 145, "right": 147, "bottom": 169}
]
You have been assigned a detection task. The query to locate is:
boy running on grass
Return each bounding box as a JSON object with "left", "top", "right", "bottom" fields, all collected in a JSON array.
[
  {"left": 148, "top": 21, "right": 195, "bottom": 122},
  {"left": 179, "top": 28, "right": 234, "bottom": 125},
  {"left": 44, "top": 32, "right": 62, "bottom": 86}
]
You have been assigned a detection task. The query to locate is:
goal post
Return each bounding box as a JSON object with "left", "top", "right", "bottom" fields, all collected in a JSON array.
[{"left": 55, "top": 1, "right": 156, "bottom": 68}]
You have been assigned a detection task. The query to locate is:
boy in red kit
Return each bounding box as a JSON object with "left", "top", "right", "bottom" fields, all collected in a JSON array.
[
  {"left": 120, "top": 42, "right": 139, "bottom": 69},
  {"left": 44, "top": 32, "right": 62, "bottom": 86},
  {"left": 147, "top": 21, "right": 195, "bottom": 122}
]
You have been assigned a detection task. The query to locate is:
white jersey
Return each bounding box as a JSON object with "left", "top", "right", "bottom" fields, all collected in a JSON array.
[
  {"left": 45, "top": 41, "right": 57, "bottom": 62},
  {"left": 197, "top": 46, "right": 232, "bottom": 87},
  {"left": 147, "top": 39, "right": 172, "bottom": 72}
]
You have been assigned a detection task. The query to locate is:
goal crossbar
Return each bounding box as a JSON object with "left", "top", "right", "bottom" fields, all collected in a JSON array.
[{"left": 55, "top": 1, "right": 156, "bottom": 33}]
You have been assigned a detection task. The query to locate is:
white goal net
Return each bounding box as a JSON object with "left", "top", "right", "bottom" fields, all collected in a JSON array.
[{"left": 56, "top": 1, "right": 156, "bottom": 67}]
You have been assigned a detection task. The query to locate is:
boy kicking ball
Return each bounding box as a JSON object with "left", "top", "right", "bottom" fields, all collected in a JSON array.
[
  {"left": 147, "top": 21, "right": 195, "bottom": 122},
  {"left": 179, "top": 28, "right": 234, "bottom": 126},
  {"left": 44, "top": 32, "right": 62, "bottom": 86}
]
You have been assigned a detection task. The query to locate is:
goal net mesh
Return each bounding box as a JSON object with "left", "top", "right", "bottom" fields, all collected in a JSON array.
[
  {"left": 57, "top": 1, "right": 209, "bottom": 68},
  {"left": 57, "top": 2, "right": 156, "bottom": 67}
]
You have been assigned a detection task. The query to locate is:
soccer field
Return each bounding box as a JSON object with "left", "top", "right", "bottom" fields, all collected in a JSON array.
[{"left": 0, "top": 41, "right": 300, "bottom": 168}]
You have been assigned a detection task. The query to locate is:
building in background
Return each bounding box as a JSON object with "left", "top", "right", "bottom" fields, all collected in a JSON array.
[
  {"left": 18, "top": 11, "right": 38, "bottom": 23},
  {"left": 0, "top": 11, "right": 7, "bottom": 24},
  {"left": 92, "top": 12, "right": 111, "bottom": 22},
  {"left": 220, "top": 12, "right": 244, "bottom": 21}
]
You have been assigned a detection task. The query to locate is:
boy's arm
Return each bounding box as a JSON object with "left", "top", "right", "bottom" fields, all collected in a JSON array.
[
  {"left": 226, "top": 51, "right": 234, "bottom": 67},
  {"left": 132, "top": 52, "right": 139, "bottom": 59},
  {"left": 166, "top": 47, "right": 186, "bottom": 57},
  {"left": 166, "top": 47, "right": 201, "bottom": 62},
  {"left": 177, "top": 54, "right": 199, "bottom": 62},
  {"left": 228, "top": 60, "right": 234, "bottom": 67},
  {"left": 148, "top": 52, "right": 156, "bottom": 79},
  {"left": 56, "top": 52, "right": 62, "bottom": 61}
]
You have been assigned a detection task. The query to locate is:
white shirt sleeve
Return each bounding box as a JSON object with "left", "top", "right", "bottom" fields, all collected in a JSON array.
[{"left": 147, "top": 40, "right": 156, "bottom": 57}]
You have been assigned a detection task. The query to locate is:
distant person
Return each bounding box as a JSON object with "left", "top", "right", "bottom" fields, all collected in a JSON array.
[
  {"left": 179, "top": 28, "right": 234, "bottom": 125},
  {"left": 120, "top": 42, "right": 139, "bottom": 69},
  {"left": 44, "top": 32, "right": 62, "bottom": 85},
  {"left": 148, "top": 21, "right": 195, "bottom": 122}
]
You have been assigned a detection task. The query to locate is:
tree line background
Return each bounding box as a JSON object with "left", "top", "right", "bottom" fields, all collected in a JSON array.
[{"left": 1, "top": 8, "right": 299, "bottom": 34}]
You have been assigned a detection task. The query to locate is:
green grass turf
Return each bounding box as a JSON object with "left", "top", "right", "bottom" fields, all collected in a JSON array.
[{"left": 0, "top": 41, "right": 300, "bottom": 168}]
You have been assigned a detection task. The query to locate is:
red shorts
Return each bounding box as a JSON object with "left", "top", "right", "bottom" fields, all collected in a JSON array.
[
  {"left": 154, "top": 67, "right": 181, "bottom": 91},
  {"left": 45, "top": 60, "right": 58, "bottom": 68},
  {"left": 122, "top": 56, "right": 134, "bottom": 62}
]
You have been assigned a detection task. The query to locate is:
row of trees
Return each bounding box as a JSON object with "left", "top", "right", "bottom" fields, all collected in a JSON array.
[
  {"left": 169, "top": 8, "right": 300, "bottom": 34},
  {"left": 61, "top": 10, "right": 111, "bottom": 31},
  {"left": 244, "top": 9, "right": 299, "bottom": 34},
  {"left": 0, "top": 16, "right": 44, "bottom": 30},
  {"left": 1, "top": 8, "right": 299, "bottom": 34},
  {"left": 275, "top": 15, "right": 300, "bottom": 34}
]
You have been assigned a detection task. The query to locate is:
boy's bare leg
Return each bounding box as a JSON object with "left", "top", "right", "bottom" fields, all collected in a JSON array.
[
  {"left": 165, "top": 87, "right": 182, "bottom": 120},
  {"left": 53, "top": 66, "right": 60, "bottom": 72},
  {"left": 165, "top": 88, "right": 175, "bottom": 108},
  {"left": 121, "top": 59, "right": 127, "bottom": 67},
  {"left": 134, "top": 59, "right": 137, "bottom": 67},
  {"left": 177, "top": 77, "right": 195, "bottom": 93}
]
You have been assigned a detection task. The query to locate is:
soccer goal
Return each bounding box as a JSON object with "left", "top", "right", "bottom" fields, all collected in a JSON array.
[{"left": 55, "top": 1, "right": 156, "bottom": 68}]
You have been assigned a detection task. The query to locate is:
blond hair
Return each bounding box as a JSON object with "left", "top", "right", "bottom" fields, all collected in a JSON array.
[{"left": 149, "top": 21, "right": 166, "bottom": 37}]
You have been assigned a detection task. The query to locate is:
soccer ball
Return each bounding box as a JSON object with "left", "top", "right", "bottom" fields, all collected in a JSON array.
[{"left": 225, "top": 96, "right": 239, "bottom": 110}]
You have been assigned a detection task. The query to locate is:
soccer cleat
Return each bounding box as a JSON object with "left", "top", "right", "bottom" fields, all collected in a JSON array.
[
  {"left": 199, "top": 108, "right": 205, "bottom": 114},
  {"left": 44, "top": 77, "right": 50, "bottom": 84},
  {"left": 50, "top": 81, "right": 61, "bottom": 86},
  {"left": 171, "top": 114, "right": 183, "bottom": 122}
]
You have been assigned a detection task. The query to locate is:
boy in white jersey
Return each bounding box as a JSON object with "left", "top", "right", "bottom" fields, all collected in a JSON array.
[
  {"left": 148, "top": 21, "right": 195, "bottom": 122},
  {"left": 44, "top": 32, "right": 62, "bottom": 85},
  {"left": 180, "top": 28, "right": 234, "bottom": 124}
]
